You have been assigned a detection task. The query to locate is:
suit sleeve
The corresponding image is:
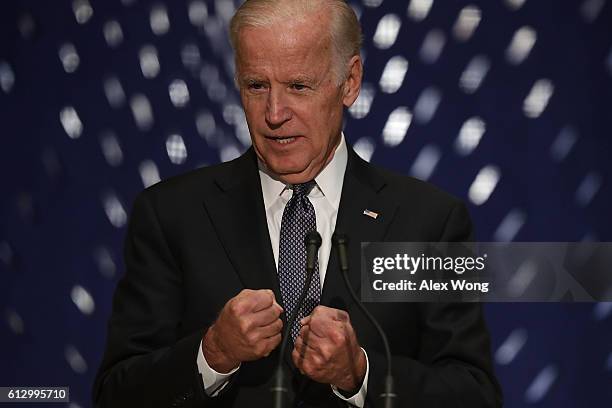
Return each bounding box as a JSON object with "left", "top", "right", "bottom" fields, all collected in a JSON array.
[
  {"left": 92, "top": 191, "right": 215, "bottom": 407},
  {"left": 364, "top": 202, "right": 503, "bottom": 408}
]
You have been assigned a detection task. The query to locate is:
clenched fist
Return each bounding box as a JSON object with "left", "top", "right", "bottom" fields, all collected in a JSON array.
[
  {"left": 292, "top": 305, "right": 367, "bottom": 392},
  {"left": 202, "top": 289, "right": 283, "bottom": 373}
]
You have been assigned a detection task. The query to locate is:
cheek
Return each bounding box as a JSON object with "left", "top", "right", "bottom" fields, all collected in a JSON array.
[
  {"left": 313, "top": 103, "right": 342, "bottom": 134},
  {"left": 295, "top": 101, "right": 336, "bottom": 129},
  {"left": 244, "top": 110, "right": 268, "bottom": 138}
]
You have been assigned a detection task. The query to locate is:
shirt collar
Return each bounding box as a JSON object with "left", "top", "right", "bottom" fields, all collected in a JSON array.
[{"left": 259, "top": 133, "right": 348, "bottom": 210}]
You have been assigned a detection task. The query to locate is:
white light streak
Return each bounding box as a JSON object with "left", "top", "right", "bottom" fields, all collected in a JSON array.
[
  {"left": 60, "top": 106, "right": 83, "bottom": 139},
  {"left": 373, "top": 14, "right": 402, "bottom": 49},
  {"left": 523, "top": 79, "right": 554, "bottom": 118},
  {"left": 130, "top": 94, "right": 154, "bottom": 131},
  {"left": 455, "top": 117, "right": 486, "bottom": 156},
  {"left": 453, "top": 5, "right": 481, "bottom": 42},
  {"left": 506, "top": 26, "right": 537, "bottom": 65},
  {"left": 379, "top": 56, "right": 409, "bottom": 93},
  {"left": 166, "top": 134, "right": 188, "bottom": 164},
  {"left": 468, "top": 165, "right": 500, "bottom": 205},
  {"left": 459, "top": 55, "right": 490, "bottom": 93},
  {"left": 407, "top": 0, "right": 433, "bottom": 22},
  {"left": 383, "top": 107, "right": 412, "bottom": 147},
  {"left": 71, "top": 285, "right": 95, "bottom": 315}
]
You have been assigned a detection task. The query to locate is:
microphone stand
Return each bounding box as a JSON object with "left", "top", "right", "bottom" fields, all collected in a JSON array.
[
  {"left": 332, "top": 232, "right": 396, "bottom": 408},
  {"left": 271, "top": 230, "right": 322, "bottom": 408}
]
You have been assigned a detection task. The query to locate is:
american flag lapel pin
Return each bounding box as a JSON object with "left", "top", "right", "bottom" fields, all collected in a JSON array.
[{"left": 363, "top": 209, "right": 379, "bottom": 219}]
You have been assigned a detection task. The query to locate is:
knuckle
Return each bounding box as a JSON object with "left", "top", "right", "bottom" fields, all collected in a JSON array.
[
  {"left": 266, "top": 289, "right": 275, "bottom": 301},
  {"left": 320, "top": 346, "right": 332, "bottom": 361},
  {"left": 310, "top": 318, "right": 323, "bottom": 332},
  {"left": 257, "top": 289, "right": 273, "bottom": 304},
  {"left": 275, "top": 305, "right": 283, "bottom": 317},
  {"left": 239, "top": 289, "right": 253, "bottom": 298},
  {"left": 312, "top": 305, "right": 325, "bottom": 316},
  {"left": 245, "top": 331, "right": 258, "bottom": 345},
  {"left": 303, "top": 360, "right": 316, "bottom": 374},
  {"left": 238, "top": 319, "right": 251, "bottom": 335},
  {"left": 331, "top": 330, "right": 346, "bottom": 345},
  {"left": 229, "top": 300, "right": 243, "bottom": 316},
  {"left": 292, "top": 349, "right": 301, "bottom": 366},
  {"left": 275, "top": 319, "right": 284, "bottom": 332},
  {"left": 254, "top": 343, "right": 266, "bottom": 356}
]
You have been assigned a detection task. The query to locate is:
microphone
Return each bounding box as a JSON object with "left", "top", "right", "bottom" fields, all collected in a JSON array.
[
  {"left": 271, "top": 230, "right": 322, "bottom": 408},
  {"left": 305, "top": 231, "right": 322, "bottom": 273},
  {"left": 332, "top": 232, "right": 396, "bottom": 408}
]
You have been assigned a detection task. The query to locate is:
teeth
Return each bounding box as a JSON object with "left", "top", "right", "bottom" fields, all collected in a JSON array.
[{"left": 276, "top": 137, "right": 295, "bottom": 144}]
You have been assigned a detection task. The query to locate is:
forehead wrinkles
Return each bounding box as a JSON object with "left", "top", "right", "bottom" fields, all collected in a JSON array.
[{"left": 236, "top": 12, "right": 334, "bottom": 78}]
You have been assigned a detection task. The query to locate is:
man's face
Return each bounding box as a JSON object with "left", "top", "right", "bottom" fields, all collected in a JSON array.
[{"left": 235, "top": 13, "right": 360, "bottom": 184}]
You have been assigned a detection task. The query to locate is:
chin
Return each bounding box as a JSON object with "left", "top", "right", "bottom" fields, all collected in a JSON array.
[
  {"left": 276, "top": 172, "right": 314, "bottom": 185},
  {"left": 268, "top": 161, "right": 314, "bottom": 183},
  {"left": 266, "top": 156, "right": 307, "bottom": 174},
  {"left": 271, "top": 165, "right": 308, "bottom": 179}
]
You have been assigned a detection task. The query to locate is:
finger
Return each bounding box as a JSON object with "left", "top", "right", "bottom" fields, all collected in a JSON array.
[
  {"left": 298, "top": 324, "right": 323, "bottom": 342},
  {"left": 256, "top": 318, "right": 283, "bottom": 339},
  {"left": 294, "top": 333, "right": 309, "bottom": 356},
  {"left": 307, "top": 315, "right": 331, "bottom": 338},
  {"left": 292, "top": 343, "right": 322, "bottom": 373},
  {"left": 295, "top": 332, "right": 322, "bottom": 358},
  {"left": 309, "top": 312, "right": 349, "bottom": 338},
  {"left": 333, "top": 308, "right": 349, "bottom": 322},
  {"left": 248, "top": 289, "right": 277, "bottom": 312},
  {"left": 316, "top": 306, "right": 348, "bottom": 322},
  {"left": 229, "top": 290, "right": 269, "bottom": 317},
  {"left": 297, "top": 330, "right": 328, "bottom": 358},
  {"left": 264, "top": 332, "right": 282, "bottom": 352},
  {"left": 299, "top": 315, "right": 311, "bottom": 326},
  {"left": 246, "top": 321, "right": 282, "bottom": 346},
  {"left": 300, "top": 353, "right": 325, "bottom": 377},
  {"left": 251, "top": 303, "right": 284, "bottom": 327},
  {"left": 293, "top": 335, "right": 304, "bottom": 355},
  {"left": 292, "top": 347, "right": 304, "bottom": 369},
  {"left": 311, "top": 305, "right": 349, "bottom": 322}
]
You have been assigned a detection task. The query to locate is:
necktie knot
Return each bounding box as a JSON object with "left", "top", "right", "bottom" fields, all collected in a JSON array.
[{"left": 292, "top": 181, "right": 316, "bottom": 199}]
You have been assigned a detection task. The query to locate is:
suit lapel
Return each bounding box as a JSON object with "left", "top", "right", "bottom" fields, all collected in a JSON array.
[
  {"left": 201, "top": 148, "right": 282, "bottom": 304},
  {"left": 321, "top": 147, "right": 398, "bottom": 307}
]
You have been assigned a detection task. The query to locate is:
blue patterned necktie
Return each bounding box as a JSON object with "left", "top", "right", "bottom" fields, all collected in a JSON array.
[{"left": 278, "top": 181, "right": 321, "bottom": 342}]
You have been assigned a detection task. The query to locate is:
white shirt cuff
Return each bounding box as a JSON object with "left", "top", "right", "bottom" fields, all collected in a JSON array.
[
  {"left": 196, "top": 339, "right": 240, "bottom": 396},
  {"left": 330, "top": 347, "right": 369, "bottom": 407}
]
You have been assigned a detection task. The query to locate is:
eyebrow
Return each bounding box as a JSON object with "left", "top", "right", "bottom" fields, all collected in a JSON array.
[
  {"left": 240, "top": 76, "right": 266, "bottom": 84},
  {"left": 237, "top": 74, "right": 319, "bottom": 88},
  {"left": 286, "top": 75, "right": 315, "bottom": 83}
]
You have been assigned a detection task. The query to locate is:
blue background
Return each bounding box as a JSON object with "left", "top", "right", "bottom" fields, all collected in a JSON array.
[{"left": 1, "top": 1, "right": 611, "bottom": 407}]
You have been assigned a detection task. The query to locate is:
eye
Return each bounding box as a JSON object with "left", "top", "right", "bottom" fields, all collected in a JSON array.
[
  {"left": 246, "top": 81, "right": 266, "bottom": 92},
  {"left": 290, "top": 83, "right": 308, "bottom": 91}
]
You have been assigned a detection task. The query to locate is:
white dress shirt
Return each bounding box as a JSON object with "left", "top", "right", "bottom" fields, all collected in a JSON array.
[{"left": 197, "top": 135, "right": 369, "bottom": 407}]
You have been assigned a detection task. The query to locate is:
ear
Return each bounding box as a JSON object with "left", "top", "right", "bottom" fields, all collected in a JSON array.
[{"left": 342, "top": 55, "right": 363, "bottom": 108}]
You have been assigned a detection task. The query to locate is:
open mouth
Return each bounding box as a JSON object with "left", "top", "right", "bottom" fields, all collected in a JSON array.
[{"left": 266, "top": 136, "right": 297, "bottom": 145}]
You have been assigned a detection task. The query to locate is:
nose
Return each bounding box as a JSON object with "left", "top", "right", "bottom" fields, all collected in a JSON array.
[{"left": 265, "top": 87, "right": 292, "bottom": 129}]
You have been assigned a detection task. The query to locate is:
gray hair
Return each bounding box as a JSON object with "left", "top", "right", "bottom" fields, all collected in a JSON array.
[{"left": 229, "top": 0, "right": 362, "bottom": 84}]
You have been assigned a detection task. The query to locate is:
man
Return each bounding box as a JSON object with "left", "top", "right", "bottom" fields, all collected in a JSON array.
[{"left": 93, "top": 0, "right": 502, "bottom": 407}]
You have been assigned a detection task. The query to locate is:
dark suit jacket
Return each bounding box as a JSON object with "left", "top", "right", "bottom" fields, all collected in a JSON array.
[{"left": 93, "top": 146, "right": 502, "bottom": 407}]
